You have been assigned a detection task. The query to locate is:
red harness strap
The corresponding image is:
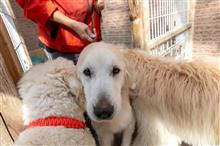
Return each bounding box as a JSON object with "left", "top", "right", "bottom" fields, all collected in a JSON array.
[{"left": 27, "top": 116, "right": 86, "bottom": 129}]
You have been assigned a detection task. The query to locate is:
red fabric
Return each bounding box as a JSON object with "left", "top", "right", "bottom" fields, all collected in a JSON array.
[
  {"left": 16, "top": 0, "right": 57, "bottom": 25},
  {"left": 16, "top": 0, "right": 101, "bottom": 53},
  {"left": 16, "top": 0, "right": 24, "bottom": 8},
  {"left": 28, "top": 116, "right": 86, "bottom": 129}
]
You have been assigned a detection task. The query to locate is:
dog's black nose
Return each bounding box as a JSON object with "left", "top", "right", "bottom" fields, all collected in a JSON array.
[{"left": 94, "top": 98, "right": 114, "bottom": 120}]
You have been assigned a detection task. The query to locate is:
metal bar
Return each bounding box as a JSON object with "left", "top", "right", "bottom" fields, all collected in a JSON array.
[
  {"left": 166, "top": 0, "right": 168, "bottom": 32},
  {"left": 150, "top": 0, "right": 152, "bottom": 39},
  {"left": 174, "top": 0, "right": 177, "bottom": 27},
  {"left": 168, "top": 0, "right": 170, "bottom": 32},
  {"left": 170, "top": 38, "right": 173, "bottom": 56},
  {"left": 164, "top": 0, "right": 167, "bottom": 34},
  {"left": 161, "top": 0, "right": 164, "bottom": 35},
  {"left": 156, "top": 0, "right": 159, "bottom": 37},
  {"left": 157, "top": 0, "right": 160, "bottom": 37},
  {"left": 158, "top": 0, "right": 161, "bottom": 37},
  {"left": 172, "top": 0, "right": 174, "bottom": 29},
  {"left": 170, "top": 0, "right": 172, "bottom": 31},
  {"left": 149, "top": 10, "right": 187, "bottom": 20},
  {"left": 150, "top": 0, "right": 190, "bottom": 59},
  {"left": 149, "top": 24, "right": 191, "bottom": 49},
  {"left": 154, "top": 0, "right": 156, "bottom": 38},
  {"left": 160, "top": 0, "right": 162, "bottom": 36},
  {"left": 153, "top": 0, "right": 156, "bottom": 39}
]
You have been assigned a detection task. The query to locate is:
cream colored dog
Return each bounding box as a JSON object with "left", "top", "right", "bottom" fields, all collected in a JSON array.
[
  {"left": 77, "top": 42, "right": 220, "bottom": 145},
  {"left": 125, "top": 50, "right": 220, "bottom": 145},
  {"left": 77, "top": 42, "right": 134, "bottom": 146},
  {"left": 15, "top": 58, "right": 95, "bottom": 146}
]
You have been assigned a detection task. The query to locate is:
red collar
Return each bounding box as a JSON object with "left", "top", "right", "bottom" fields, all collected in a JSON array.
[{"left": 27, "top": 116, "right": 86, "bottom": 129}]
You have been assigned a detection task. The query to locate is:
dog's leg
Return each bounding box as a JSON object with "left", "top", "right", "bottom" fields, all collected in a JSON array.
[
  {"left": 94, "top": 127, "right": 114, "bottom": 146},
  {"left": 214, "top": 119, "right": 220, "bottom": 144},
  {"left": 121, "top": 115, "right": 135, "bottom": 146},
  {"left": 132, "top": 113, "right": 180, "bottom": 146},
  {"left": 98, "top": 132, "right": 114, "bottom": 146}
]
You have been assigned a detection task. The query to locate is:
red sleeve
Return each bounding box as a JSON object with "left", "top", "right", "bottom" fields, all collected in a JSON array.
[
  {"left": 16, "top": 0, "right": 57, "bottom": 25},
  {"left": 16, "top": 0, "right": 24, "bottom": 8}
]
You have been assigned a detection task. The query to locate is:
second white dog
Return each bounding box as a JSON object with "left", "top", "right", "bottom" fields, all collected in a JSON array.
[{"left": 15, "top": 58, "right": 95, "bottom": 146}]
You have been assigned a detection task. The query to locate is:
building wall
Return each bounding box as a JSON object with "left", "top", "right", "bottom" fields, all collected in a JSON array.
[
  {"left": 10, "top": 0, "right": 38, "bottom": 50},
  {"left": 101, "top": 0, "right": 132, "bottom": 47},
  {"left": 192, "top": 0, "right": 220, "bottom": 57}
]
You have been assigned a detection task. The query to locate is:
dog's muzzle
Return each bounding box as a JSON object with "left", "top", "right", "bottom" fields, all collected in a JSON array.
[{"left": 93, "top": 98, "right": 114, "bottom": 120}]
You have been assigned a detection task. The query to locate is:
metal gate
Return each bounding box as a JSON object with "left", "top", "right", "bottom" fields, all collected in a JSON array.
[{"left": 148, "top": 0, "right": 191, "bottom": 59}]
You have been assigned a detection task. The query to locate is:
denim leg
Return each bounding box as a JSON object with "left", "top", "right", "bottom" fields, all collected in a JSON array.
[{"left": 44, "top": 49, "right": 80, "bottom": 64}]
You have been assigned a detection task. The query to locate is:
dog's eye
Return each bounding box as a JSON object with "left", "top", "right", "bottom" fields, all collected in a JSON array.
[
  {"left": 83, "top": 68, "right": 91, "bottom": 77},
  {"left": 112, "top": 66, "right": 120, "bottom": 76}
]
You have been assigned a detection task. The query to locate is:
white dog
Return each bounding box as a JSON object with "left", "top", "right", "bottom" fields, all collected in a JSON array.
[
  {"left": 77, "top": 42, "right": 134, "bottom": 146},
  {"left": 14, "top": 58, "right": 95, "bottom": 146},
  {"left": 78, "top": 42, "right": 220, "bottom": 145}
]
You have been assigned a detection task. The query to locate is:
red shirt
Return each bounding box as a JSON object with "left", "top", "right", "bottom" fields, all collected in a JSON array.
[{"left": 17, "top": 0, "right": 101, "bottom": 53}]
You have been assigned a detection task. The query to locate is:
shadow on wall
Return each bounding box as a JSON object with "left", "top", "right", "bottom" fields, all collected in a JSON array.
[
  {"left": 192, "top": 0, "right": 220, "bottom": 57},
  {"left": 101, "top": 0, "right": 132, "bottom": 47},
  {"left": 7, "top": 0, "right": 38, "bottom": 51}
]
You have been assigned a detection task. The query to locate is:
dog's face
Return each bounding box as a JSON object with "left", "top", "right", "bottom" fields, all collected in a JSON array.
[{"left": 77, "top": 42, "right": 126, "bottom": 122}]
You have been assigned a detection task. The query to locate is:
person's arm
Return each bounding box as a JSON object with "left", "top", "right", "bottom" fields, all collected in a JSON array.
[
  {"left": 16, "top": 0, "right": 57, "bottom": 26},
  {"left": 16, "top": 0, "right": 96, "bottom": 42},
  {"left": 50, "top": 10, "right": 96, "bottom": 42}
]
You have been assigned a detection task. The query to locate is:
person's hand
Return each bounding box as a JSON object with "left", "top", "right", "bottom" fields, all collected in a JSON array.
[
  {"left": 50, "top": 10, "right": 96, "bottom": 42},
  {"left": 94, "top": 0, "right": 104, "bottom": 12},
  {"left": 70, "top": 21, "right": 96, "bottom": 42}
]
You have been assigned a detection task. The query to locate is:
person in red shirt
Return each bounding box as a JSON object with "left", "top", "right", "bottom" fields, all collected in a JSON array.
[{"left": 17, "top": 0, "right": 104, "bottom": 63}]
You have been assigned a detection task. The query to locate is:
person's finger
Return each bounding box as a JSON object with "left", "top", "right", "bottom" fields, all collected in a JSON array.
[
  {"left": 87, "top": 37, "right": 95, "bottom": 42},
  {"left": 86, "top": 28, "right": 96, "bottom": 39},
  {"left": 93, "top": 28, "right": 97, "bottom": 38},
  {"left": 84, "top": 34, "right": 94, "bottom": 42}
]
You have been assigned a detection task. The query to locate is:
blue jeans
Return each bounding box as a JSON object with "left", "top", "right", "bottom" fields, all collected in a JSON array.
[{"left": 39, "top": 41, "right": 80, "bottom": 64}]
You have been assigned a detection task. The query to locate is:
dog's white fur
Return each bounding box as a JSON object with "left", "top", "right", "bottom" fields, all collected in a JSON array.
[
  {"left": 78, "top": 42, "right": 220, "bottom": 145},
  {"left": 77, "top": 42, "right": 134, "bottom": 146},
  {"left": 14, "top": 58, "right": 95, "bottom": 146}
]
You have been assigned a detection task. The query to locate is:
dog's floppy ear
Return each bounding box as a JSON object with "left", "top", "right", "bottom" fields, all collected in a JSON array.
[
  {"left": 121, "top": 49, "right": 132, "bottom": 93},
  {"left": 67, "top": 76, "right": 82, "bottom": 97},
  {"left": 121, "top": 50, "right": 139, "bottom": 100},
  {"left": 65, "top": 75, "right": 85, "bottom": 109}
]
